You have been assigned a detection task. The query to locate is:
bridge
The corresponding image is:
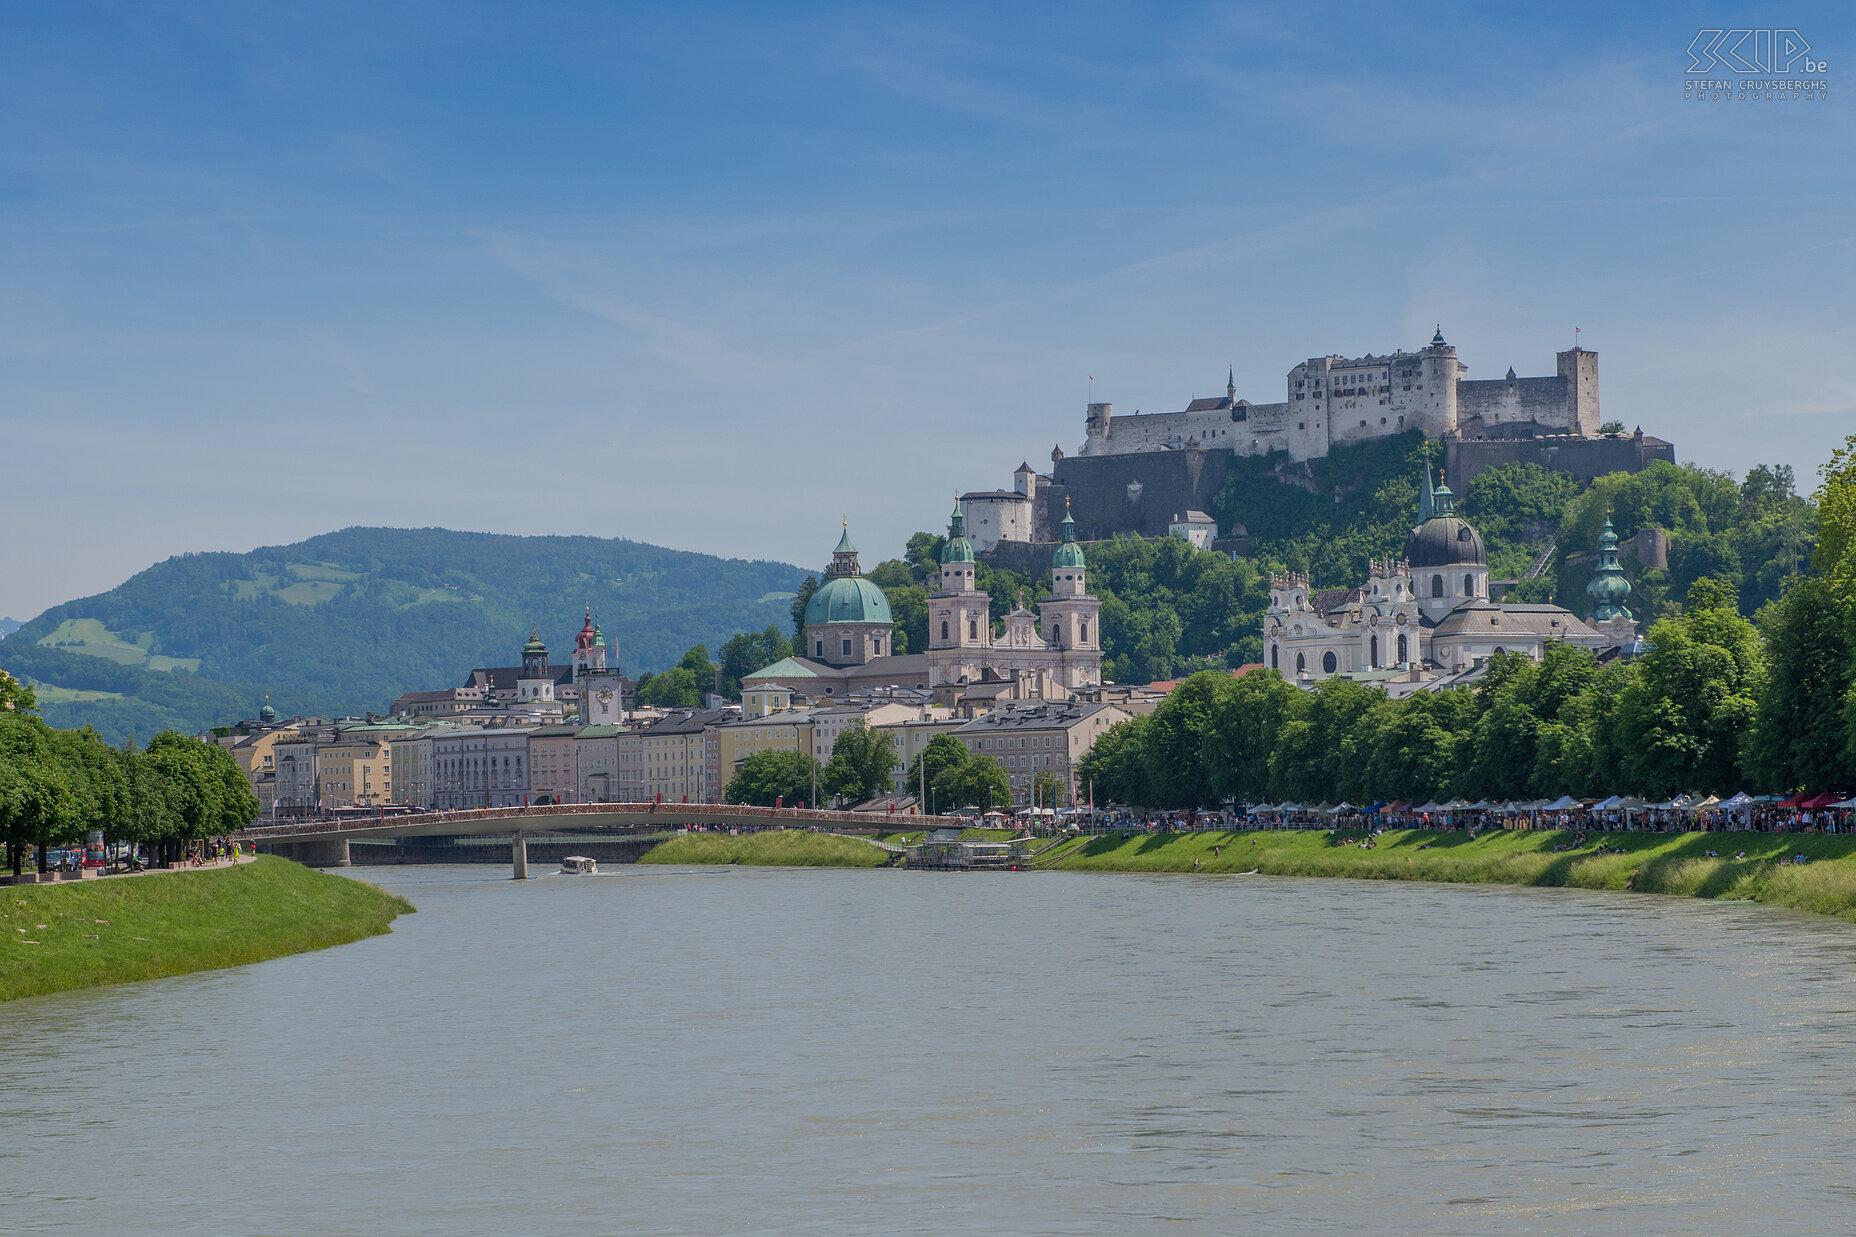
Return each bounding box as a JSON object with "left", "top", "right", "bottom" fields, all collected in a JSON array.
[{"left": 243, "top": 802, "right": 965, "bottom": 876}]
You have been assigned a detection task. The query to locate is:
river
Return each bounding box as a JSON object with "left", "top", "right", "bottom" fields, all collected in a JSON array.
[{"left": 4, "top": 865, "right": 1855, "bottom": 1234}]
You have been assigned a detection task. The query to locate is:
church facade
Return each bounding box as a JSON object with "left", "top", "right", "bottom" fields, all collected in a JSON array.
[
  {"left": 1265, "top": 467, "right": 1623, "bottom": 687},
  {"left": 743, "top": 512, "right": 1104, "bottom": 702}
]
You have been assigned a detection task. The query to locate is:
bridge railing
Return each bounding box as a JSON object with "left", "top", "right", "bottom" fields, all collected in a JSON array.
[{"left": 242, "top": 801, "right": 967, "bottom": 839}]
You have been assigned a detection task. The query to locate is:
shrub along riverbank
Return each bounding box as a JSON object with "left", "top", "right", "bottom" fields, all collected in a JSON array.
[
  {"left": 638, "top": 830, "right": 890, "bottom": 868},
  {"left": 1052, "top": 828, "right": 1856, "bottom": 921},
  {"left": 0, "top": 856, "right": 412, "bottom": 1002}
]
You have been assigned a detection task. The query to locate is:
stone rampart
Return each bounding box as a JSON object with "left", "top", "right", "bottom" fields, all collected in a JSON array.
[{"left": 1445, "top": 434, "right": 1674, "bottom": 490}]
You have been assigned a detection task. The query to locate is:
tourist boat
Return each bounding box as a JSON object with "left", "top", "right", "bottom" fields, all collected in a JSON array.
[{"left": 559, "top": 855, "right": 598, "bottom": 875}]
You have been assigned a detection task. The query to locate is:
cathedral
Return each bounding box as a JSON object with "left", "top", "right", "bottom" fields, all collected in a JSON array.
[
  {"left": 1264, "top": 466, "right": 1629, "bottom": 687},
  {"left": 743, "top": 508, "right": 1103, "bottom": 702}
]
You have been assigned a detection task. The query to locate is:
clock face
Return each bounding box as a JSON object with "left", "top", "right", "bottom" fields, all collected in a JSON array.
[{"left": 597, "top": 688, "right": 614, "bottom": 703}]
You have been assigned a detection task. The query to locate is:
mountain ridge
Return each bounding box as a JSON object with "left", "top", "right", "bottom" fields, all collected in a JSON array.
[{"left": 1, "top": 526, "right": 808, "bottom": 742}]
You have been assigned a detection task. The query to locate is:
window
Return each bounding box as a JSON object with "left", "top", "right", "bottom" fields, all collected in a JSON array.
[
  {"left": 1397, "top": 633, "right": 1408, "bottom": 663},
  {"left": 1079, "top": 621, "right": 1088, "bottom": 643},
  {"left": 1465, "top": 574, "right": 1475, "bottom": 598},
  {"left": 1322, "top": 651, "right": 1337, "bottom": 674},
  {"left": 815, "top": 641, "right": 823, "bottom": 657},
  {"left": 1296, "top": 653, "right": 1306, "bottom": 673},
  {"left": 1432, "top": 575, "right": 1443, "bottom": 598},
  {"left": 1271, "top": 644, "right": 1279, "bottom": 669},
  {"left": 841, "top": 638, "right": 852, "bottom": 656},
  {"left": 968, "top": 619, "right": 978, "bottom": 640},
  {"left": 941, "top": 621, "right": 949, "bottom": 641},
  {"left": 1370, "top": 635, "right": 1379, "bottom": 668}
]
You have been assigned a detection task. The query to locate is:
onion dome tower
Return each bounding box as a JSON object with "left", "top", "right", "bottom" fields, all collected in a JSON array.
[
  {"left": 517, "top": 627, "right": 555, "bottom": 702},
  {"left": 1585, "top": 516, "right": 1634, "bottom": 623},
  {"left": 1039, "top": 498, "right": 1099, "bottom": 670},
  {"left": 939, "top": 498, "right": 977, "bottom": 594}
]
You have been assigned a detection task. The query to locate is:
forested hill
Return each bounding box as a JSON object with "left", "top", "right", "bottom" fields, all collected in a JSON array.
[{"left": 0, "top": 527, "right": 807, "bottom": 743}]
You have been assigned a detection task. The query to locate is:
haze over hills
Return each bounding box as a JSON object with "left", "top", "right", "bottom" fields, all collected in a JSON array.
[{"left": 0, "top": 527, "right": 808, "bottom": 743}]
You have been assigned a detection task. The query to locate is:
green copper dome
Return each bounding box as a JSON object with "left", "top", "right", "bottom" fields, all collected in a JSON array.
[
  {"left": 1585, "top": 517, "right": 1634, "bottom": 621},
  {"left": 804, "top": 575, "right": 894, "bottom": 626},
  {"left": 1052, "top": 504, "right": 1085, "bottom": 569},
  {"left": 942, "top": 503, "right": 976, "bottom": 565},
  {"left": 523, "top": 628, "right": 547, "bottom": 657}
]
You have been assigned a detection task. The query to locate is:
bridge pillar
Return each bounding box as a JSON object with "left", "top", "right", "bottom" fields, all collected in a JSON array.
[
  {"left": 512, "top": 831, "right": 528, "bottom": 880},
  {"left": 271, "top": 837, "right": 350, "bottom": 868}
]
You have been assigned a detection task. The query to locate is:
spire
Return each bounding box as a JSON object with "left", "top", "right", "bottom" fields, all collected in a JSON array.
[
  {"left": 1586, "top": 512, "right": 1634, "bottom": 622},
  {"left": 828, "top": 522, "right": 862, "bottom": 578},
  {"left": 1418, "top": 460, "right": 1435, "bottom": 522},
  {"left": 1431, "top": 324, "right": 1446, "bottom": 346},
  {"left": 1060, "top": 496, "right": 1076, "bottom": 542},
  {"left": 1432, "top": 468, "right": 1454, "bottom": 517},
  {"left": 1226, "top": 365, "right": 1236, "bottom": 399}
]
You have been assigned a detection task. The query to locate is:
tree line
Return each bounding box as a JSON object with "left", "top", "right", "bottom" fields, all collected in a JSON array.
[
  {"left": 722, "top": 724, "right": 1012, "bottom": 813},
  {"left": 0, "top": 672, "right": 258, "bottom": 874},
  {"left": 1078, "top": 436, "right": 1856, "bottom": 809}
]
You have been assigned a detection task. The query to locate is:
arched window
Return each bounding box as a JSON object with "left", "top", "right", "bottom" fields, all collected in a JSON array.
[
  {"left": 1464, "top": 573, "right": 1475, "bottom": 597},
  {"left": 1397, "top": 633, "right": 1408, "bottom": 663},
  {"left": 1271, "top": 644, "right": 1279, "bottom": 669},
  {"left": 1432, "top": 574, "right": 1444, "bottom": 598},
  {"left": 1079, "top": 620, "right": 1088, "bottom": 643},
  {"left": 941, "top": 620, "right": 949, "bottom": 641},
  {"left": 1296, "top": 653, "right": 1306, "bottom": 673},
  {"left": 1493, "top": 646, "right": 1506, "bottom": 656},
  {"left": 1370, "top": 635, "right": 1379, "bottom": 668},
  {"left": 968, "top": 619, "right": 978, "bottom": 640},
  {"left": 1322, "top": 651, "right": 1338, "bottom": 674}
]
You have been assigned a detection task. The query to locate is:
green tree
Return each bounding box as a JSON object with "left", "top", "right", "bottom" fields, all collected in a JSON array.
[
  {"left": 1077, "top": 714, "right": 1154, "bottom": 806},
  {"left": 636, "top": 667, "right": 702, "bottom": 709},
  {"left": 821, "top": 721, "right": 900, "bottom": 804},
  {"left": 935, "top": 752, "right": 1011, "bottom": 811},
  {"left": 0, "top": 713, "right": 75, "bottom": 875},
  {"left": 904, "top": 532, "right": 946, "bottom": 582},
  {"left": 718, "top": 626, "right": 791, "bottom": 698},
  {"left": 1201, "top": 669, "right": 1297, "bottom": 804},
  {"left": 907, "top": 734, "right": 970, "bottom": 803},
  {"left": 883, "top": 584, "right": 929, "bottom": 656},
  {"left": 1140, "top": 671, "right": 1230, "bottom": 807},
  {"left": 724, "top": 748, "right": 821, "bottom": 806},
  {"left": 0, "top": 669, "right": 37, "bottom": 716},
  {"left": 678, "top": 645, "right": 716, "bottom": 696},
  {"left": 1611, "top": 584, "right": 1765, "bottom": 796},
  {"left": 789, "top": 577, "right": 820, "bottom": 642},
  {"left": 1032, "top": 769, "right": 1064, "bottom": 809}
]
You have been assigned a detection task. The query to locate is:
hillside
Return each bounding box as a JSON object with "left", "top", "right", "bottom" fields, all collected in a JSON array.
[{"left": 0, "top": 527, "right": 807, "bottom": 742}]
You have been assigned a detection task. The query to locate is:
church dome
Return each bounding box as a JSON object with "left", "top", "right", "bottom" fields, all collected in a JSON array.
[
  {"left": 1404, "top": 515, "right": 1486, "bottom": 568},
  {"left": 1585, "top": 517, "right": 1634, "bottom": 620},
  {"left": 258, "top": 699, "right": 277, "bottom": 724},
  {"left": 804, "top": 575, "right": 893, "bottom": 626}
]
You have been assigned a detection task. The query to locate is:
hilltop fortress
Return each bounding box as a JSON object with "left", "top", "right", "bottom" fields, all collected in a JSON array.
[
  {"left": 961, "top": 327, "right": 1673, "bottom": 555},
  {"left": 1080, "top": 327, "right": 1597, "bottom": 462}
]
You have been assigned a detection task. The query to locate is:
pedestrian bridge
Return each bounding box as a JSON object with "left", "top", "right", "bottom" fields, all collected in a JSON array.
[{"left": 243, "top": 802, "right": 960, "bottom": 874}]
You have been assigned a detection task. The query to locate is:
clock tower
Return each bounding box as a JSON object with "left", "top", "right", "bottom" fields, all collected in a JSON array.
[{"left": 573, "top": 608, "right": 626, "bottom": 725}]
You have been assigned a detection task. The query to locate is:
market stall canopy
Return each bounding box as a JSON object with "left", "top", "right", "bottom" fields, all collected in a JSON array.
[
  {"left": 1717, "top": 791, "right": 1755, "bottom": 809},
  {"left": 1541, "top": 795, "right": 1582, "bottom": 811},
  {"left": 1590, "top": 795, "right": 1625, "bottom": 811}
]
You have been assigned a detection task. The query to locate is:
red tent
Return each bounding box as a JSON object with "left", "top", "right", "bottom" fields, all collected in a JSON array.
[
  {"left": 1799, "top": 792, "right": 1843, "bottom": 810},
  {"left": 1774, "top": 793, "right": 1812, "bottom": 808}
]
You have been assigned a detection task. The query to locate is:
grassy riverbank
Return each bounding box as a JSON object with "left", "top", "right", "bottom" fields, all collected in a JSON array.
[
  {"left": 0, "top": 857, "right": 413, "bottom": 1003},
  {"left": 639, "top": 830, "right": 889, "bottom": 867},
  {"left": 1052, "top": 828, "right": 1856, "bottom": 920}
]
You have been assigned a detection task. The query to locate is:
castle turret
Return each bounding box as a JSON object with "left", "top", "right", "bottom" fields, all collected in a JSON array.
[{"left": 1557, "top": 346, "right": 1600, "bottom": 436}]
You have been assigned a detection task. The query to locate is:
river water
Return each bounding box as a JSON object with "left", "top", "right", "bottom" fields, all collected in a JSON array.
[{"left": 4, "top": 865, "right": 1856, "bottom": 1235}]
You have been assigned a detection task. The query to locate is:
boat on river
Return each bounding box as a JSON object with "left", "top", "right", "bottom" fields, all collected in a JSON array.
[{"left": 560, "top": 856, "right": 598, "bottom": 875}]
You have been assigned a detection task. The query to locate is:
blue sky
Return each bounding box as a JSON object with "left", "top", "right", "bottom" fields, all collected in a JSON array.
[{"left": 3, "top": 2, "right": 1853, "bottom": 619}]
